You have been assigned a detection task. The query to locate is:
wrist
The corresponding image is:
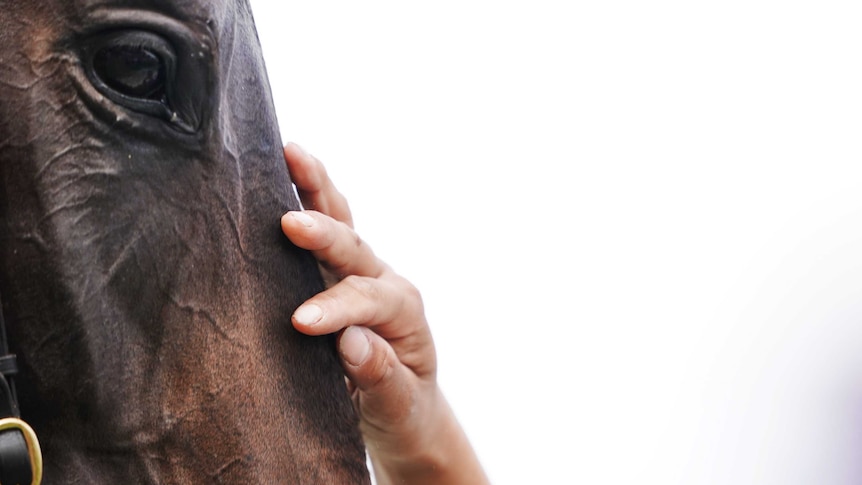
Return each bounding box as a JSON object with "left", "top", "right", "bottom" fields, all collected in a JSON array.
[{"left": 367, "top": 388, "right": 489, "bottom": 485}]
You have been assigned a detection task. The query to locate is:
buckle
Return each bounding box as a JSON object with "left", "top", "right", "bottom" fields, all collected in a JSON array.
[{"left": 0, "top": 418, "right": 42, "bottom": 485}]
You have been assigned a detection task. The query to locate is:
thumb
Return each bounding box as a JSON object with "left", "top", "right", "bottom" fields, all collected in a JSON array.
[{"left": 338, "top": 326, "right": 414, "bottom": 423}]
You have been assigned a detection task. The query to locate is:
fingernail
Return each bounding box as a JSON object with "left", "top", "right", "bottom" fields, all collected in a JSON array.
[
  {"left": 293, "top": 304, "right": 323, "bottom": 326},
  {"left": 290, "top": 142, "right": 310, "bottom": 158},
  {"left": 289, "top": 211, "right": 315, "bottom": 227},
  {"left": 340, "top": 326, "right": 370, "bottom": 366}
]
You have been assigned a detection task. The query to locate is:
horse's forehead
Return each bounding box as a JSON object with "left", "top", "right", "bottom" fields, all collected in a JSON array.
[
  {"left": 76, "top": 0, "right": 232, "bottom": 18},
  {"left": 10, "top": 0, "right": 239, "bottom": 32}
]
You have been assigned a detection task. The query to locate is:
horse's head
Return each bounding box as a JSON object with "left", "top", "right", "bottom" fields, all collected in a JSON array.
[{"left": 0, "top": 1, "right": 368, "bottom": 483}]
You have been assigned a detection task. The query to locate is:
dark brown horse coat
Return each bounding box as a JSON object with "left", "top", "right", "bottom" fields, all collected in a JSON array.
[{"left": 0, "top": 1, "right": 370, "bottom": 483}]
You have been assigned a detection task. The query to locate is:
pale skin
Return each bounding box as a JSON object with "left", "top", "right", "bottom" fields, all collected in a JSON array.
[{"left": 280, "top": 143, "right": 490, "bottom": 485}]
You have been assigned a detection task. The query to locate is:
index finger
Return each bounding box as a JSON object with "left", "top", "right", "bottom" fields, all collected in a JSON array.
[
  {"left": 284, "top": 143, "right": 354, "bottom": 227},
  {"left": 281, "top": 210, "right": 386, "bottom": 279}
]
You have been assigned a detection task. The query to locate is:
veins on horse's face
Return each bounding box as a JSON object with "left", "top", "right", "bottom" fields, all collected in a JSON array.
[{"left": 0, "top": 2, "right": 372, "bottom": 483}]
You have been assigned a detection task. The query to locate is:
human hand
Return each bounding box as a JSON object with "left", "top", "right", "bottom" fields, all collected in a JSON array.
[{"left": 280, "top": 143, "right": 488, "bottom": 485}]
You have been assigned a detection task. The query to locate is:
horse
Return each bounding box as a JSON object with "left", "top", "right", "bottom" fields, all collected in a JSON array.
[{"left": 0, "top": 1, "right": 371, "bottom": 483}]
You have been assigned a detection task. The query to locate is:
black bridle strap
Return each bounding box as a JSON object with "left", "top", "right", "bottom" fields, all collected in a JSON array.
[
  {"left": 0, "top": 297, "right": 19, "bottom": 418},
  {"left": 0, "top": 429, "right": 32, "bottom": 485},
  {"left": 0, "top": 291, "right": 41, "bottom": 485}
]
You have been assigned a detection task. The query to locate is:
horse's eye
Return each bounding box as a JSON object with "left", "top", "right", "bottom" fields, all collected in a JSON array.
[
  {"left": 82, "top": 29, "right": 203, "bottom": 134},
  {"left": 92, "top": 46, "right": 166, "bottom": 101}
]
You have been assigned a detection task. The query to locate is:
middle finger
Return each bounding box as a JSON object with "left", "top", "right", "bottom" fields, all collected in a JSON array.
[{"left": 292, "top": 274, "right": 412, "bottom": 337}]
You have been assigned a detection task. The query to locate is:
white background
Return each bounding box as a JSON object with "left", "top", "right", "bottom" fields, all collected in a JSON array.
[{"left": 250, "top": 2, "right": 862, "bottom": 484}]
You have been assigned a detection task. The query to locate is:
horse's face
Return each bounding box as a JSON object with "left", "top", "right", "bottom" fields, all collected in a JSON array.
[{"left": 0, "top": 1, "right": 368, "bottom": 483}]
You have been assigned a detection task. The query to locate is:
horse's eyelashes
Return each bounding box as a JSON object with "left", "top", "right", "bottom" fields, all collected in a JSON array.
[
  {"left": 92, "top": 45, "right": 166, "bottom": 101},
  {"left": 81, "top": 30, "right": 202, "bottom": 134}
]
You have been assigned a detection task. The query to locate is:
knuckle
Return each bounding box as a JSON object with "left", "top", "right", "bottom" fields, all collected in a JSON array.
[
  {"left": 342, "top": 274, "right": 376, "bottom": 298},
  {"left": 349, "top": 228, "right": 363, "bottom": 249},
  {"left": 396, "top": 276, "right": 424, "bottom": 313}
]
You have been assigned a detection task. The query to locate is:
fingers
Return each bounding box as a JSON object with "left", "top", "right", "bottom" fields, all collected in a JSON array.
[
  {"left": 338, "top": 326, "right": 417, "bottom": 424},
  {"left": 292, "top": 269, "right": 434, "bottom": 377},
  {"left": 292, "top": 273, "right": 408, "bottom": 336},
  {"left": 281, "top": 210, "right": 385, "bottom": 279},
  {"left": 283, "top": 143, "right": 353, "bottom": 227}
]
